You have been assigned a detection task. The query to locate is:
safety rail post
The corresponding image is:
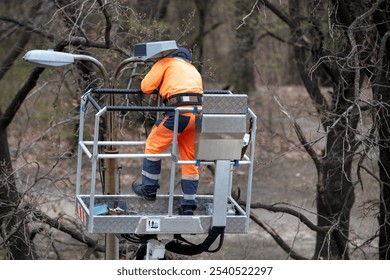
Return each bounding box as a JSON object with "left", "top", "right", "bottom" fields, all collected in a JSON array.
[
  {"left": 75, "top": 91, "right": 91, "bottom": 196},
  {"left": 245, "top": 108, "right": 257, "bottom": 232},
  {"left": 87, "top": 106, "right": 107, "bottom": 232},
  {"left": 167, "top": 108, "right": 180, "bottom": 216}
]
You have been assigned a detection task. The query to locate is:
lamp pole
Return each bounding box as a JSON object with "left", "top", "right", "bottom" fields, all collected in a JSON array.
[
  {"left": 67, "top": 54, "right": 120, "bottom": 260},
  {"left": 22, "top": 50, "right": 143, "bottom": 260}
]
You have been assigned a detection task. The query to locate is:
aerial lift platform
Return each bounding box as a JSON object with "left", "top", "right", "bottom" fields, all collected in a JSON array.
[{"left": 73, "top": 41, "right": 257, "bottom": 259}]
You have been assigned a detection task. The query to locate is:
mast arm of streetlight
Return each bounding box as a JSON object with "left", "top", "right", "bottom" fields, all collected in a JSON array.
[
  {"left": 72, "top": 54, "right": 111, "bottom": 87},
  {"left": 113, "top": 57, "right": 144, "bottom": 85}
]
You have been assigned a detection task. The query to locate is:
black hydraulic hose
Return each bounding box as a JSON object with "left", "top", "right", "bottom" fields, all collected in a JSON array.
[
  {"left": 204, "top": 90, "right": 233, "bottom": 94},
  {"left": 91, "top": 88, "right": 143, "bottom": 94},
  {"left": 106, "top": 105, "right": 176, "bottom": 112},
  {"left": 135, "top": 244, "right": 147, "bottom": 260},
  {"left": 206, "top": 229, "right": 225, "bottom": 253},
  {"left": 121, "top": 234, "right": 157, "bottom": 244},
  {"left": 165, "top": 227, "right": 225, "bottom": 256}
]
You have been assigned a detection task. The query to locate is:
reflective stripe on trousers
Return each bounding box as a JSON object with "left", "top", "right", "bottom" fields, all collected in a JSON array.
[{"left": 141, "top": 158, "right": 161, "bottom": 188}]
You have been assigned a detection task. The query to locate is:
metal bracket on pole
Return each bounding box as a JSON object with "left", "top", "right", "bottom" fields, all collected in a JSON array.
[{"left": 146, "top": 239, "right": 166, "bottom": 260}]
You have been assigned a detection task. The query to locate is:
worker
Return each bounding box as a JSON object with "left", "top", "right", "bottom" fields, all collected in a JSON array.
[{"left": 132, "top": 47, "right": 203, "bottom": 215}]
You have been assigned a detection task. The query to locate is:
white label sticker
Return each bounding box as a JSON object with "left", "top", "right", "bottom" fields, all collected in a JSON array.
[{"left": 146, "top": 218, "right": 161, "bottom": 232}]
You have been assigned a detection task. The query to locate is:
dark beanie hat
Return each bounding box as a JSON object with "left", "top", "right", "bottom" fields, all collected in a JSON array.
[{"left": 172, "top": 47, "right": 191, "bottom": 61}]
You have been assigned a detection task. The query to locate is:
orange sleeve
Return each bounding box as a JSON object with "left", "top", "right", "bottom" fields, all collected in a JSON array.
[{"left": 141, "top": 61, "right": 165, "bottom": 94}]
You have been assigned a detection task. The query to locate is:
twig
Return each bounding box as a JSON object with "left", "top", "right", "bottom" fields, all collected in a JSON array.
[
  {"left": 273, "top": 96, "right": 322, "bottom": 171},
  {"left": 250, "top": 211, "right": 307, "bottom": 259},
  {"left": 237, "top": 0, "right": 260, "bottom": 30},
  {"left": 31, "top": 210, "right": 104, "bottom": 254}
]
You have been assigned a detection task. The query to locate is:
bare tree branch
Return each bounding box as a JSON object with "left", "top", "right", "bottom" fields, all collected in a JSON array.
[
  {"left": 32, "top": 209, "right": 104, "bottom": 254},
  {"left": 0, "top": 34, "right": 112, "bottom": 130},
  {"left": 250, "top": 211, "right": 307, "bottom": 259},
  {"left": 0, "top": 16, "right": 54, "bottom": 40},
  {"left": 97, "top": 0, "right": 112, "bottom": 48},
  {"left": 347, "top": 0, "right": 385, "bottom": 99},
  {"left": 273, "top": 96, "right": 323, "bottom": 171},
  {"left": 237, "top": 0, "right": 260, "bottom": 30},
  {"left": 0, "top": 30, "right": 31, "bottom": 81},
  {"left": 259, "top": 0, "right": 294, "bottom": 27},
  {"left": 247, "top": 201, "right": 330, "bottom": 233}
]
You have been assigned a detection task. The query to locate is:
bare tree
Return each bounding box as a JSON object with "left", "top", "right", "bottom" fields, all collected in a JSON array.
[
  {"left": 0, "top": 1, "right": 50, "bottom": 260},
  {"left": 0, "top": 1, "right": 124, "bottom": 259},
  {"left": 371, "top": 1, "right": 390, "bottom": 260},
  {"left": 256, "top": 0, "right": 390, "bottom": 259}
]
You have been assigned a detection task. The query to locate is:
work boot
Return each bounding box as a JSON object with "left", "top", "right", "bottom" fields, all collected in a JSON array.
[
  {"left": 180, "top": 179, "right": 198, "bottom": 215},
  {"left": 132, "top": 158, "right": 161, "bottom": 201},
  {"left": 179, "top": 204, "right": 197, "bottom": 215},
  {"left": 132, "top": 181, "right": 158, "bottom": 202}
]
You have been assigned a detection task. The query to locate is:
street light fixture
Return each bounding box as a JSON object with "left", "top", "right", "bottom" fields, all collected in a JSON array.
[
  {"left": 23, "top": 50, "right": 75, "bottom": 66},
  {"left": 23, "top": 49, "right": 111, "bottom": 86}
]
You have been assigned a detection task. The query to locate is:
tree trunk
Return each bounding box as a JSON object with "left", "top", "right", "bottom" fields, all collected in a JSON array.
[
  {"left": 0, "top": 125, "right": 36, "bottom": 259},
  {"left": 194, "top": 0, "right": 212, "bottom": 74},
  {"left": 232, "top": 0, "right": 257, "bottom": 93},
  {"left": 372, "top": 1, "right": 390, "bottom": 260},
  {"left": 374, "top": 56, "right": 390, "bottom": 260},
  {"left": 0, "top": 21, "right": 42, "bottom": 258},
  {"left": 287, "top": 0, "right": 359, "bottom": 259},
  {"left": 0, "top": 63, "right": 46, "bottom": 259},
  {"left": 315, "top": 132, "right": 356, "bottom": 259},
  {"left": 378, "top": 103, "right": 390, "bottom": 259}
]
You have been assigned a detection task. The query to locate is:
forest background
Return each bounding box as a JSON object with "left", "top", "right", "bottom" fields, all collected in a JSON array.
[{"left": 1, "top": 0, "right": 390, "bottom": 260}]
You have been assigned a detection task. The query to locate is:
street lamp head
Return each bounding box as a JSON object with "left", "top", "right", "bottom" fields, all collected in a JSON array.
[
  {"left": 134, "top": 40, "right": 178, "bottom": 61},
  {"left": 23, "top": 49, "right": 110, "bottom": 86},
  {"left": 23, "top": 50, "right": 75, "bottom": 67}
]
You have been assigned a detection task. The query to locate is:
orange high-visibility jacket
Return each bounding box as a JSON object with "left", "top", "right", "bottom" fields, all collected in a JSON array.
[
  {"left": 141, "top": 57, "right": 203, "bottom": 98},
  {"left": 141, "top": 57, "right": 203, "bottom": 178}
]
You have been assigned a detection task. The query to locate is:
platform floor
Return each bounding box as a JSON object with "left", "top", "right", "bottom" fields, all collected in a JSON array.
[{"left": 76, "top": 194, "right": 248, "bottom": 234}]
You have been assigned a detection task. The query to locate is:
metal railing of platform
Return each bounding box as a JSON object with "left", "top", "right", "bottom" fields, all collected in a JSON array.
[{"left": 75, "top": 88, "right": 257, "bottom": 235}]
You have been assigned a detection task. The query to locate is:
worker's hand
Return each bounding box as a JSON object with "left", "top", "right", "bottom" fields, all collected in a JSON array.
[{"left": 153, "top": 89, "right": 159, "bottom": 101}]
